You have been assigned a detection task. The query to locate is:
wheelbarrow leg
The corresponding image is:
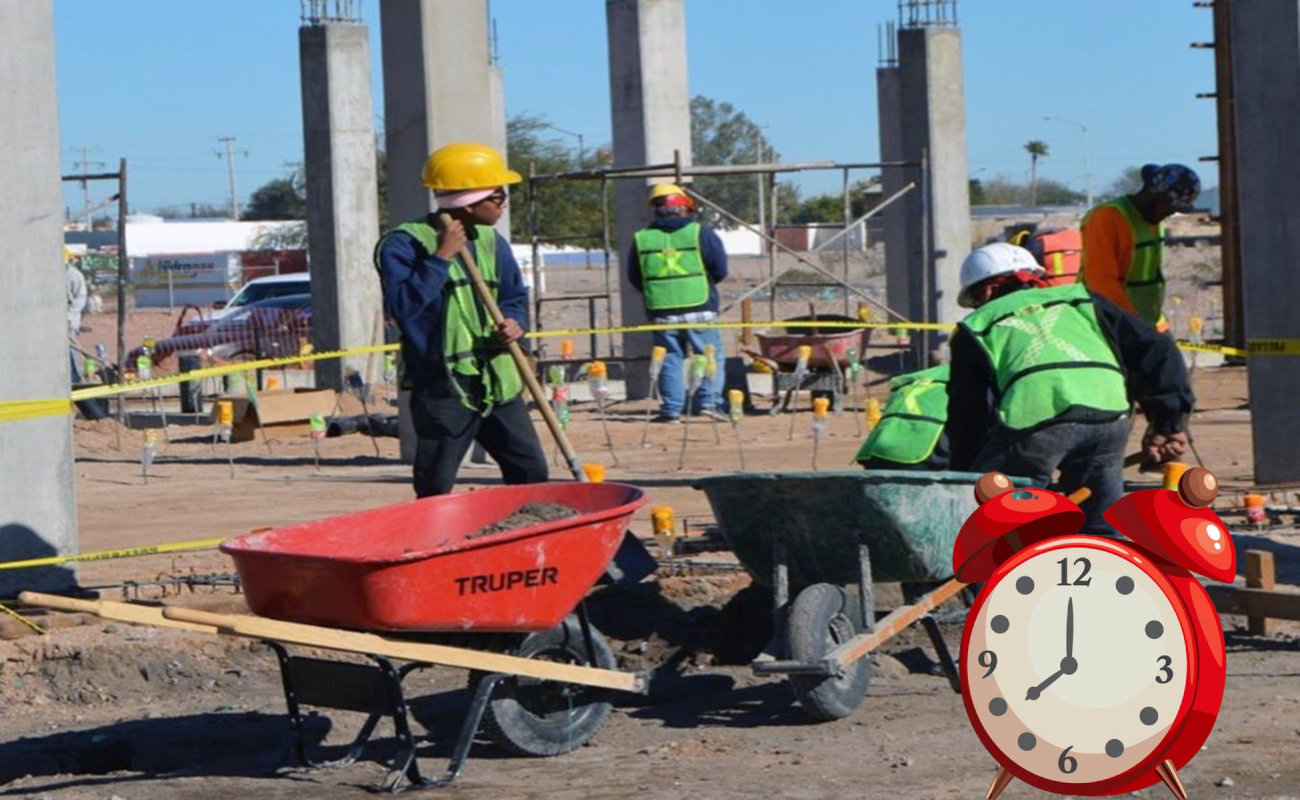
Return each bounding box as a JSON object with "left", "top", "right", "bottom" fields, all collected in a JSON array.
[
  {"left": 384, "top": 671, "right": 503, "bottom": 793},
  {"left": 903, "top": 583, "right": 961, "bottom": 694},
  {"left": 857, "top": 543, "right": 876, "bottom": 635},
  {"left": 576, "top": 600, "right": 598, "bottom": 667}
]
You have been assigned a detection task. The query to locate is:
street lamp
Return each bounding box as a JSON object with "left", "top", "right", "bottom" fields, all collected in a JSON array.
[
  {"left": 1044, "top": 115, "right": 1093, "bottom": 208},
  {"left": 540, "top": 122, "right": 585, "bottom": 167}
]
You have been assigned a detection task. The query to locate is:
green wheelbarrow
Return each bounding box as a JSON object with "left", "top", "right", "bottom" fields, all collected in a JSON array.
[{"left": 693, "top": 470, "right": 1031, "bottom": 721}]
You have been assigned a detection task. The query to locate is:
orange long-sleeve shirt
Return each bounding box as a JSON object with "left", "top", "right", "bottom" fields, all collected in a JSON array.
[{"left": 1080, "top": 204, "right": 1139, "bottom": 317}]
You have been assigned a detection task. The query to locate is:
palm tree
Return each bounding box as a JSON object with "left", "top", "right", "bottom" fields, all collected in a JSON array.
[{"left": 1024, "top": 140, "right": 1050, "bottom": 205}]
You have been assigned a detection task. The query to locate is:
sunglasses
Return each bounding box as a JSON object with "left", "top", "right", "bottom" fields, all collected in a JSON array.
[{"left": 474, "top": 191, "right": 508, "bottom": 207}]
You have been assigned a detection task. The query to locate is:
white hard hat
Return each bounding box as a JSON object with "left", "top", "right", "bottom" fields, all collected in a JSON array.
[{"left": 957, "top": 243, "right": 1045, "bottom": 308}]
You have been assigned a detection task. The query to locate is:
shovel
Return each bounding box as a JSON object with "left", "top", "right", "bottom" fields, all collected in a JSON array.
[{"left": 444, "top": 217, "right": 655, "bottom": 585}]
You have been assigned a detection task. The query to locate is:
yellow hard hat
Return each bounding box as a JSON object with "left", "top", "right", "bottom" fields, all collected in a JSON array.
[
  {"left": 648, "top": 183, "right": 687, "bottom": 203},
  {"left": 420, "top": 143, "right": 522, "bottom": 191}
]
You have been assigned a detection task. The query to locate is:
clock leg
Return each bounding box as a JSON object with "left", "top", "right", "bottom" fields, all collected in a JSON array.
[
  {"left": 1155, "top": 759, "right": 1187, "bottom": 800},
  {"left": 986, "top": 766, "right": 1014, "bottom": 800}
]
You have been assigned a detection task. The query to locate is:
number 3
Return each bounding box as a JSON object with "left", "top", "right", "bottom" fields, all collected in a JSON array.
[{"left": 1155, "top": 655, "right": 1174, "bottom": 684}]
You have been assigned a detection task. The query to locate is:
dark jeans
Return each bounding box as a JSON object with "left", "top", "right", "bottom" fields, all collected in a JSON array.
[
  {"left": 409, "top": 385, "right": 548, "bottom": 498},
  {"left": 969, "top": 417, "right": 1131, "bottom": 537}
]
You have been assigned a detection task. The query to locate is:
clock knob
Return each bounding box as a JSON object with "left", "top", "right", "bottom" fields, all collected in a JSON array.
[
  {"left": 1177, "top": 467, "right": 1218, "bottom": 508},
  {"left": 974, "top": 472, "right": 1013, "bottom": 505}
]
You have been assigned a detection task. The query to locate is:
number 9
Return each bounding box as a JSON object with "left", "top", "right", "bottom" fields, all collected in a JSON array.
[{"left": 978, "top": 650, "right": 997, "bottom": 678}]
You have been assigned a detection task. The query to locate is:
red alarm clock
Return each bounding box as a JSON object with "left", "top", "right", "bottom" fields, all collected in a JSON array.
[{"left": 954, "top": 469, "right": 1232, "bottom": 799}]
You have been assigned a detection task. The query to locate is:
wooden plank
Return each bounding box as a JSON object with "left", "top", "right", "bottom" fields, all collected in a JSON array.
[
  {"left": 20, "top": 592, "right": 219, "bottom": 634},
  {"left": 1205, "top": 585, "right": 1300, "bottom": 622},
  {"left": 162, "top": 606, "right": 647, "bottom": 693},
  {"left": 828, "top": 578, "right": 966, "bottom": 669},
  {"left": 1245, "top": 549, "right": 1276, "bottom": 636}
]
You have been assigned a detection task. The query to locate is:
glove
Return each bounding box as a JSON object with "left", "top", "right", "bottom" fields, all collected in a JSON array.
[{"left": 1142, "top": 426, "right": 1190, "bottom": 467}]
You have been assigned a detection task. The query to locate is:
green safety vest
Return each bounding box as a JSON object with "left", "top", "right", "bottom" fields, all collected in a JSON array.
[
  {"left": 960, "top": 283, "right": 1129, "bottom": 430},
  {"left": 634, "top": 223, "right": 710, "bottom": 312},
  {"left": 1081, "top": 195, "right": 1166, "bottom": 326},
  {"left": 855, "top": 365, "right": 949, "bottom": 465},
  {"left": 376, "top": 219, "right": 523, "bottom": 413}
]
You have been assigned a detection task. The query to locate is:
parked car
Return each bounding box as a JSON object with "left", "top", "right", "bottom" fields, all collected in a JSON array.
[
  {"left": 174, "top": 273, "right": 310, "bottom": 336},
  {"left": 131, "top": 294, "right": 312, "bottom": 369}
]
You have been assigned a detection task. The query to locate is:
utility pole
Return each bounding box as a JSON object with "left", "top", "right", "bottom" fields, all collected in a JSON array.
[
  {"left": 215, "top": 135, "right": 247, "bottom": 220},
  {"left": 71, "top": 146, "right": 104, "bottom": 229}
]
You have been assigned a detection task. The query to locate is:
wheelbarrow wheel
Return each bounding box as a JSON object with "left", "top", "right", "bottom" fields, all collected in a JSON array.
[
  {"left": 787, "top": 583, "right": 871, "bottom": 721},
  {"left": 474, "top": 616, "right": 615, "bottom": 757}
]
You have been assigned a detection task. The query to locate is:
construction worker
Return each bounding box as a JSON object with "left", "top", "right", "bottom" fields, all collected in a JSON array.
[
  {"left": 375, "top": 143, "right": 548, "bottom": 497},
  {"left": 854, "top": 364, "right": 950, "bottom": 470},
  {"left": 628, "top": 183, "right": 729, "bottom": 422},
  {"left": 1080, "top": 163, "right": 1201, "bottom": 331},
  {"left": 1008, "top": 225, "right": 1082, "bottom": 287},
  {"left": 945, "top": 243, "right": 1195, "bottom": 536}
]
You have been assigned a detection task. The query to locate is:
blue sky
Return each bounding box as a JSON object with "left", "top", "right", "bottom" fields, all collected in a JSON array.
[{"left": 53, "top": 0, "right": 1218, "bottom": 215}]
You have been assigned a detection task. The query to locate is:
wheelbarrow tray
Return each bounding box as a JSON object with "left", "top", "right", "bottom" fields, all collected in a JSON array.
[
  {"left": 222, "top": 482, "right": 646, "bottom": 633},
  {"left": 755, "top": 315, "right": 870, "bottom": 369},
  {"left": 694, "top": 470, "right": 1029, "bottom": 588}
]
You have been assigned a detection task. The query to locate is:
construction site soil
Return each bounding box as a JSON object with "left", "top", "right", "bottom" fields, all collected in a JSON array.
[{"left": 7, "top": 234, "right": 1298, "bottom": 799}]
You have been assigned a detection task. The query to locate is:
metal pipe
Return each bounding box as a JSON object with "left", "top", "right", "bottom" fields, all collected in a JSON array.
[
  {"left": 919, "top": 148, "right": 931, "bottom": 368},
  {"left": 686, "top": 186, "right": 907, "bottom": 321},
  {"left": 842, "top": 167, "right": 851, "bottom": 317},
  {"left": 809, "top": 182, "right": 915, "bottom": 253},
  {"left": 536, "top": 159, "right": 920, "bottom": 183}
]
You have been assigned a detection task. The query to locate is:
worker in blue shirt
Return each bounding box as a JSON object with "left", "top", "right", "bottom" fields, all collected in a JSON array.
[
  {"left": 375, "top": 143, "right": 547, "bottom": 497},
  {"left": 627, "top": 184, "right": 729, "bottom": 422}
]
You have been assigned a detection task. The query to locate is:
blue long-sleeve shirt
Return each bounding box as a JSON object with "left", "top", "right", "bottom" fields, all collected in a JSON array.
[
  {"left": 376, "top": 218, "right": 529, "bottom": 388},
  {"left": 626, "top": 215, "right": 728, "bottom": 318}
]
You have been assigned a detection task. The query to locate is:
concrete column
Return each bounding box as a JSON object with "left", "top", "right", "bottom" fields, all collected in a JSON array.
[
  {"left": 606, "top": 0, "right": 693, "bottom": 399},
  {"left": 1229, "top": 0, "right": 1300, "bottom": 484},
  {"left": 300, "top": 22, "right": 383, "bottom": 392},
  {"left": 875, "top": 64, "right": 911, "bottom": 325},
  {"left": 0, "top": 0, "right": 77, "bottom": 594},
  {"left": 896, "top": 26, "right": 971, "bottom": 355},
  {"left": 379, "top": 0, "right": 498, "bottom": 464}
]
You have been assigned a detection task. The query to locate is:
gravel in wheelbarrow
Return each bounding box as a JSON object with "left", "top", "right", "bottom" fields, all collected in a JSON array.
[{"left": 221, "top": 481, "right": 646, "bottom": 633}]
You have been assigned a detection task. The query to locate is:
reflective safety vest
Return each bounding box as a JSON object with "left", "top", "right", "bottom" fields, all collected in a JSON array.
[
  {"left": 378, "top": 219, "right": 523, "bottom": 413},
  {"left": 1031, "top": 228, "right": 1082, "bottom": 287},
  {"left": 1082, "top": 195, "right": 1166, "bottom": 326},
  {"left": 855, "top": 365, "right": 949, "bottom": 465},
  {"left": 960, "top": 283, "right": 1129, "bottom": 430},
  {"left": 634, "top": 223, "right": 710, "bottom": 312}
]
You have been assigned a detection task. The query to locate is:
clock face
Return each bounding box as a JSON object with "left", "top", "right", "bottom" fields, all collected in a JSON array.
[{"left": 964, "top": 542, "right": 1192, "bottom": 787}]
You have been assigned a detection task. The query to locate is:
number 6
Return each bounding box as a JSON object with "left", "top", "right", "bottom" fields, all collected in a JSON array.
[{"left": 1058, "top": 745, "right": 1077, "bottom": 774}]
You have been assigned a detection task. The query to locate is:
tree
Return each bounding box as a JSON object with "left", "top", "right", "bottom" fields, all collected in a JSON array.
[
  {"left": 969, "top": 178, "right": 987, "bottom": 207},
  {"left": 505, "top": 114, "right": 606, "bottom": 245},
  {"left": 1024, "top": 140, "right": 1049, "bottom": 205},
  {"left": 791, "top": 179, "right": 878, "bottom": 224},
  {"left": 1101, "top": 165, "right": 1144, "bottom": 202},
  {"left": 689, "top": 96, "right": 799, "bottom": 228},
  {"left": 244, "top": 176, "right": 306, "bottom": 221}
]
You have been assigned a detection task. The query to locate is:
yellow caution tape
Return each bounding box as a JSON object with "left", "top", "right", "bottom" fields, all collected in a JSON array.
[
  {"left": 0, "top": 398, "right": 73, "bottom": 423},
  {"left": 0, "top": 536, "right": 227, "bottom": 571},
  {"left": 0, "top": 321, "right": 1268, "bottom": 425},
  {"left": 0, "top": 602, "right": 46, "bottom": 634},
  {"left": 1174, "top": 340, "right": 1249, "bottom": 357},
  {"left": 1246, "top": 338, "right": 1300, "bottom": 356}
]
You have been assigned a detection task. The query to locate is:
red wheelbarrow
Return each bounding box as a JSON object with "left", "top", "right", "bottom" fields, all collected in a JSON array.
[{"left": 24, "top": 481, "right": 648, "bottom": 793}]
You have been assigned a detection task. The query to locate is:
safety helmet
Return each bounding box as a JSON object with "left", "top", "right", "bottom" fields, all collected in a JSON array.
[
  {"left": 957, "top": 243, "right": 1045, "bottom": 308},
  {"left": 420, "top": 143, "right": 522, "bottom": 192},
  {"left": 648, "top": 182, "right": 694, "bottom": 212},
  {"left": 1140, "top": 163, "right": 1200, "bottom": 212}
]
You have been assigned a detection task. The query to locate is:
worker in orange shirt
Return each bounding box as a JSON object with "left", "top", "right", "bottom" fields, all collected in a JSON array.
[{"left": 1079, "top": 163, "right": 1200, "bottom": 332}]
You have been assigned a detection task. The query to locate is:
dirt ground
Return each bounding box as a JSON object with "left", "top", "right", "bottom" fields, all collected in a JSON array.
[{"left": 6, "top": 230, "right": 1299, "bottom": 799}]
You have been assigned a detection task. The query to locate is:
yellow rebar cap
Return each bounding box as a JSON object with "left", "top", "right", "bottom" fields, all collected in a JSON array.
[{"left": 420, "top": 143, "right": 522, "bottom": 191}]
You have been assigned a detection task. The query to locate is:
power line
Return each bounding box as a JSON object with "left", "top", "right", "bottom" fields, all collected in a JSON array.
[
  {"left": 70, "top": 145, "right": 105, "bottom": 228},
  {"left": 215, "top": 135, "right": 248, "bottom": 220}
]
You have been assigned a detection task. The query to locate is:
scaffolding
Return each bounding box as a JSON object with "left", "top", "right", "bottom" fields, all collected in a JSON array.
[{"left": 521, "top": 153, "right": 927, "bottom": 366}]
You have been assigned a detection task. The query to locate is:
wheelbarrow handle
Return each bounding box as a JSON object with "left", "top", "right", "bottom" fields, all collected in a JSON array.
[{"left": 439, "top": 214, "right": 586, "bottom": 482}]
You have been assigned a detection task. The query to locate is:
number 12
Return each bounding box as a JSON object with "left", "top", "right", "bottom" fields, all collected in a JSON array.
[{"left": 1057, "top": 557, "right": 1092, "bottom": 586}]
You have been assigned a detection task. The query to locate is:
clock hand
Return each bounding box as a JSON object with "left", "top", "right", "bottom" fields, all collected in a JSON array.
[
  {"left": 1026, "top": 668, "right": 1063, "bottom": 700},
  {"left": 1066, "top": 597, "right": 1074, "bottom": 659},
  {"left": 1026, "top": 656, "right": 1079, "bottom": 701}
]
